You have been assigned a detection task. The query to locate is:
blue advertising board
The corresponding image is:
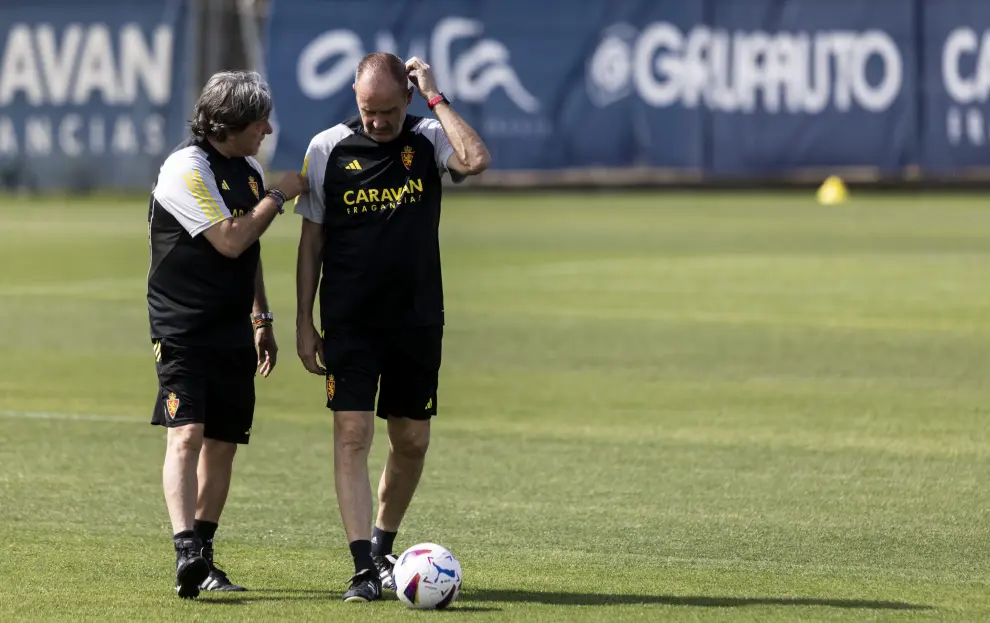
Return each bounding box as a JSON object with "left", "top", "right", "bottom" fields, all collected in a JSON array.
[
  {"left": 5, "top": 0, "right": 988, "bottom": 186},
  {"left": 265, "top": 0, "right": 705, "bottom": 172},
  {"left": 0, "top": 0, "right": 189, "bottom": 191},
  {"left": 706, "top": 0, "right": 918, "bottom": 176},
  {"left": 267, "top": 0, "right": 934, "bottom": 176},
  {"left": 920, "top": 0, "right": 990, "bottom": 172}
]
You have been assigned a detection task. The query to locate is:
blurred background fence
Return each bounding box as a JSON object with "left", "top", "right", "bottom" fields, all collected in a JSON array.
[{"left": 3, "top": 0, "right": 990, "bottom": 192}]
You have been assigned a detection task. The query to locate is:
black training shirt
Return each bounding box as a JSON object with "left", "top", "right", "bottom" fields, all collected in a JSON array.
[
  {"left": 147, "top": 138, "right": 266, "bottom": 346},
  {"left": 295, "top": 115, "right": 456, "bottom": 329}
]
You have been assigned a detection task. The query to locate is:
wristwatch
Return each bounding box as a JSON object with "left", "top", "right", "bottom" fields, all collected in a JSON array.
[
  {"left": 427, "top": 93, "right": 449, "bottom": 110},
  {"left": 251, "top": 312, "right": 274, "bottom": 329}
]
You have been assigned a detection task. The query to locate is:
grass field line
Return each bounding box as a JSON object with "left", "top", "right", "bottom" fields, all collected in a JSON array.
[
  {"left": 0, "top": 278, "right": 145, "bottom": 297},
  {"left": 5, "top": 408, "right": 985, "bottom": 461},
  {"left": 436, "top": 419, "right": 989, "bottom": 459},
  {"left": 456, "top": 303, "right": 990, "bottom": 336},
  {"left": 0, "top": 410, "right": 139, "bottom": 423}
]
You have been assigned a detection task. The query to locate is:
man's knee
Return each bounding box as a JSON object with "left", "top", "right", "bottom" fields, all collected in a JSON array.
[
  {"left": 389, "top": 421, "right": 430, "bottom": 460},
  {"left": 334, "top": 411, "right": 374, "bottom": 455},
  {"left": 167, "top": 424, "right": 205, "bottom": 455},
  {"left": 203, "top": 438, "right": 238, "bottom": 463}
]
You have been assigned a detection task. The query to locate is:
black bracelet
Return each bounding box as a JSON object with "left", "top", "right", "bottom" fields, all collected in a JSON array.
[{"left": 266, "top": 189, "right": 286, "bottom": 214}]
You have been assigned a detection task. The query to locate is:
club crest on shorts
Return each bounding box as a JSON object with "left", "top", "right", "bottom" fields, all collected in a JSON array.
[
  {"left": 401, "top": 146, "right": 414, "bottom": 170},
  {"left": 248, "top": 176, "right": 259, "bottom": 200},
  {"left": 326, "top": 375, "right": 335, "bottom": 400},
  {"left": 166, "top": 392, "right": 180, "bottom": 418}
]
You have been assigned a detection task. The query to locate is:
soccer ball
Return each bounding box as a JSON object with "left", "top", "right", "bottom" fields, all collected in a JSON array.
[{"left": 393, "top": 542, "right": 462, "bottom": 609}]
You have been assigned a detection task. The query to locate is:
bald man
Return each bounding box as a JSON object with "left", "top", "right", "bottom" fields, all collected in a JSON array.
[{"left": 294, "top": 52, "right": 491, "bottom": 602}]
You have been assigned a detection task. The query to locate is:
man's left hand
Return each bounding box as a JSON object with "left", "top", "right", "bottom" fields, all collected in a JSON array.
[
  {"left": 256, "top": 326, "right": 278, "bottom": 377},
  {"left": 405, "top": 57, "right": 441, "bottom": 101}
]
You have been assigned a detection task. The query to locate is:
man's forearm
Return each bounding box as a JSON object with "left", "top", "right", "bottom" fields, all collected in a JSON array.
[
  {"left": 231, "top": 197, "right": 282, "bottom": 252},
  {"left": 429, "top": 98, "right": 490, "bottom": 172},
  {"left": 254, "top": 258, "right": 269, "bottom": 314},
  {"left": 205, "top": 196, "right": 282, "bottom": 258},
  {"left": 296, "top": 226, "right": 323, "bottom": 325}
]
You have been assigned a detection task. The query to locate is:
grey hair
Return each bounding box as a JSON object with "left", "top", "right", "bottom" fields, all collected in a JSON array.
[{"left": 190, "top": 71, "right": 272, "bottom": 142}]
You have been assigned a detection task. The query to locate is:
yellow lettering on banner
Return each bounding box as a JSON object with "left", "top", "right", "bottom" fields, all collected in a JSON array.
[
  {"left": 408, "top": 178, "right": 423, "bottom": 193},
  {"left": 343, "top": 190, "right": 355, "bottom": 205},
  {"left": 356, "top": 189, "right": 368, "bottom": 203},
  {"left": 380, "top": 188, "right": 393, "bottom": 202},
  {"left": 368, "top": 188, "right": 379, "bottom": 202}
]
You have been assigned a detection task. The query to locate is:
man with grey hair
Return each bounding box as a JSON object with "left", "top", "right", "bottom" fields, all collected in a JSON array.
[
  {"left": 147, "top": 70, "right": 307, "bottom": 598},
  {"left": 295, "top": 52, "right": 490, "bottom": 602}
]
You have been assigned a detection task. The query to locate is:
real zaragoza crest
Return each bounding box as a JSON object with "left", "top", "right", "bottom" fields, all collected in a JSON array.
[
  {"left": 401, "top": 146, "right": 414, "bottom": 170},
  {"left": 248, "top": 176, "right": 259, "bottom": 199},
  {"left": 166, "top": 392, "right": 180, "bottom": 418}
]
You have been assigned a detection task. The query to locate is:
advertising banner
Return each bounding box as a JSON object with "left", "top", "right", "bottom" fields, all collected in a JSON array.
[{"left": 0, "top": 0, "right": 189, "bottom": 191}]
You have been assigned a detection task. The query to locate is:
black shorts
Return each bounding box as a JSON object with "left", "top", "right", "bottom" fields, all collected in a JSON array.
[
  {"left": 322, "top": 325, "right": 442, "bottom": 420},
  {"left": 151, "top": 339, "right": 257, "bottom": 444}
]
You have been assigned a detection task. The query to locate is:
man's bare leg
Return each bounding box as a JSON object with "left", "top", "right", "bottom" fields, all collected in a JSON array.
[
  {"left": 334, "top": 411, "right": 376, "bottom": 565},
  {"left": 375, "top": 418, "right": 430, "bottom": 535},
  {"left": 163, "top": 424, "right": 211, "bottom": 598}
]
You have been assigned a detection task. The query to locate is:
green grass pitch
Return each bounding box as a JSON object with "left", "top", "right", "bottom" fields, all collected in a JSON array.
[{"left": 0, "top": 191, "right": 988, "bottom": 621}]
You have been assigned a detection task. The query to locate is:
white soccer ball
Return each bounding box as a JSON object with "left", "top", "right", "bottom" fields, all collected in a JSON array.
[{"left": 393, "top": 542, "right": 462, "bottom": 609}]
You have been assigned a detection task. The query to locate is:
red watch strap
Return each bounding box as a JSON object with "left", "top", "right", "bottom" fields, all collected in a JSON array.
[{"left": 427, "top": 93, "right": 445, "bottom": 110}]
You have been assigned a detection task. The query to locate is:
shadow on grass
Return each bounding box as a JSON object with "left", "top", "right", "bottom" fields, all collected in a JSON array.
[
  {"left": 200, "top": 590, "right": 501, "bottom": 611},
  {"left": 196, "top": 588, "right": 931, "bottom": 612},
  {"left": 458, "top": 589, "right": 933, "bottom": 611}
]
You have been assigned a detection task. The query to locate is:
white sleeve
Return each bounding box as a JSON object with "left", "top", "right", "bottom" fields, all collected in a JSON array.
[
  {"left": 152, "top": 147, "right": 231, "bottom": 237},
  {"left": 294, "top": 138, "right": 329, "bottom": 224},
  {"left": 415, "top": 118, "right": 456, "bottom": 176}
]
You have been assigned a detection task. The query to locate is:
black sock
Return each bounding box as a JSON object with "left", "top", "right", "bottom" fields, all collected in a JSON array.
[
  {"left": 194, "top": 520, "right": 218, "bottom": 561},
  {"left": 371, "top": 527, "right": 397, "bottom": 557},
  {"left": 194, "top": 520, "right": 218, "bottom": 546},
  {"left": 349, "top": 539, "right": 374, "bottom": 574}
]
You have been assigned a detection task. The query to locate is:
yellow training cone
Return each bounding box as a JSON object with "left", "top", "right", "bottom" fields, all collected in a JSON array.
[{"left": 816, "top": 175, "right": 848, "bottom": 205}]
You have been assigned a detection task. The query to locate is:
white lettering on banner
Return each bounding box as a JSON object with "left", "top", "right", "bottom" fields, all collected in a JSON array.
[
  {"left": 35, "top": 25, "right": 83, "bottom": 105},
  {"left": 297, "top": 29, "right": 363, "bottom": 101},
  {"left": 942, "top": 27, "right": 990, "bottom": 147},
  {"left": 0, "top": 23, "right": 172, "bottom": 105},
  {"left": 0, "top": 114, "right": 166, "bottom": 156},
  {"left": 59, "top": 113, "right": 83, "bottom": 156},
  {"left": 26, "top": 116, "right": 51, "bottom": 155},
  {"left": 587, "top": 22, "right": 903, "bottom": 114},
  {"left": 297, "top": 17, "right": 539, "bottom": 113},
  {"left": 143, "top": 114, "right": 165, "bottom": 154}
]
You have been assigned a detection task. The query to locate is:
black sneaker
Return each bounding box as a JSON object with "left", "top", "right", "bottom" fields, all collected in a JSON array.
[
  {"left": 342, "top": 568, "right": 382, "bottom": 602},
  {"left": 373, "top": 554, "right": 397, "bottom": 590},
  {"left": 198, "top": 545, "right": 246, "bottom": 592},
  {"left": 200, "top": 564, "right": 246, "bottom": 592},
  {"left": 174, "top": 537, "right": 210, "bottom": 599}
]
